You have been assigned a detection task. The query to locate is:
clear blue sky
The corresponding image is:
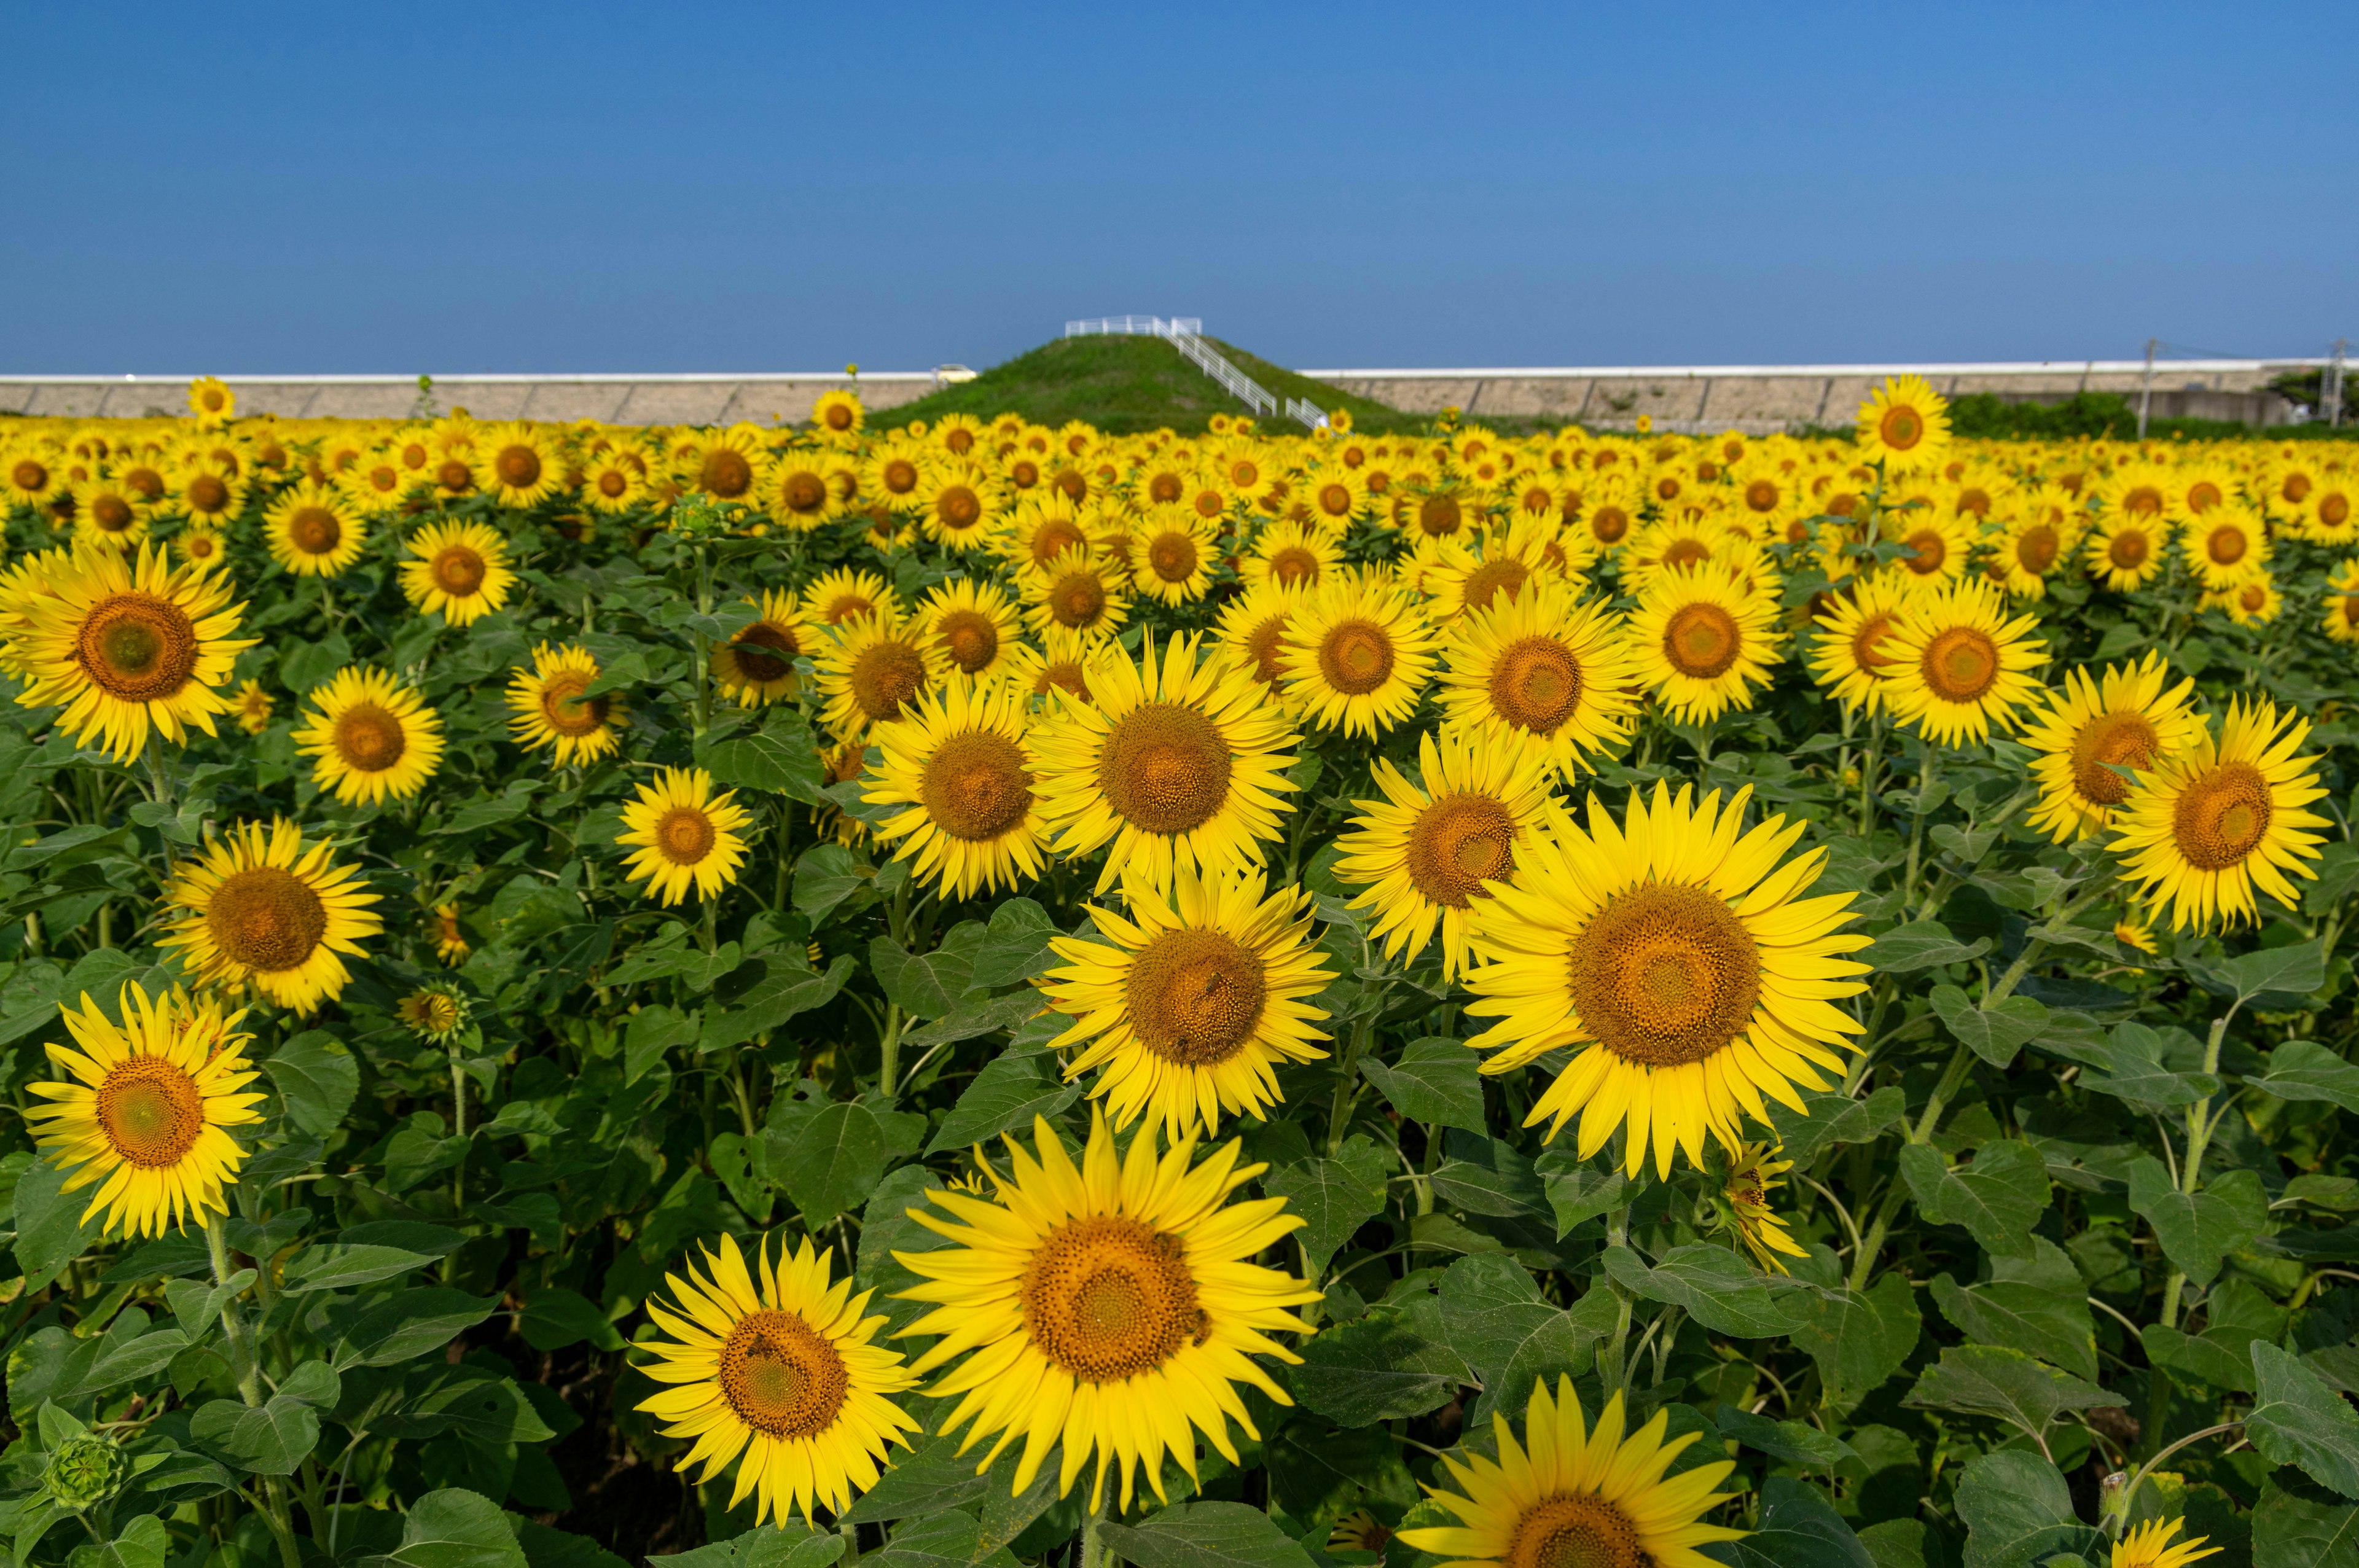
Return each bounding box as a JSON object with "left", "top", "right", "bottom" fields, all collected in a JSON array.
[{"left": 5, "top": 2, "right": 2352, "bottom": 375}]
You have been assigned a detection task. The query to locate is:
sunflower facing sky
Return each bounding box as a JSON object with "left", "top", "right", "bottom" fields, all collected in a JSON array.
[
  {"left": 2021, "top": 653, "right": 2202, "bottom": 843},
  {"left": 23, "top": 987, "right": 265, "bottom": 1239},
  {"left": 506, "top": 642, "right": 626, "bottom": 766},
  {"left": 1463, "top": 784, "right": 1870, "bottom": 1178},
  {"left": 162, "top": 819, "right": 383, "bottom": 1015},
  {"left": 2111, "top": 698, "right": 2329, "bottom": 930},
  {"left": 894, "top": 1113, "right": 1321, "bottom": 1511},
  {"left": 636, "top": 1233, "right": 919, "bottom": 1527},
  {"left": 863, "top": 680, "right": 1050, "bottom": 899},
  {"left": 618, "top": 768, "right": 752, "bottom": 905},
  {"left": 292, "top": 667, "right": 445, "bottom": 805}
]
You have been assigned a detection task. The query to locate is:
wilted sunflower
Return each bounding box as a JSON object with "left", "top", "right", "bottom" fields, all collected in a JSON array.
[
  {"left": 395, "top": 984, "right": 469, "bottom": 1040},
  {"left": 1031, "top": 631, "right": 1299, "bottom": 894},
  {"left": 713, "top": 590, "right": 809, "bottom": 707},
  {"left": 1438, "top": 580, "right": 1636, "bottom": 776},
  {"left": 1878, "top": 577, "right": 2047, "bottom": 746},
  {"left": 232, "top": 679, "right": 274, "bottom": 735},
  {"left": 863, "top": 681, "right": 1049, "bottom": 899},
  {"left": 9, "top": 544, "right": 253, "bottom": 762},
  {"left": 1626, "top": 562, "right": 1780, "bottom": 725},
  {"left": 1040, "top": 865, "right": 1332, "bottom": 1137},
  {"left": 401, "top": 520, "right": 515, "bottom": 626},
  {"left": 1334, "top": 724, "right": 1555, "bottom": 980},
  {"left": 619, "top": 768, "right": 751, "bottom": 905},
  {"left": 23, "top": 987, "right": 264, "bottom": 1239},
  {"left": 261, "top": 480, "right": 366, "bottom": 577},
  {"left": 162, "top": 818, "right": 383, "bottom": 1015},
  {"left": 293, "top": 667, "right": 445, "bottom": 806},
  {"left": 1464, "top": 784, "right": 1869, "bottom": 1179},
  {"left": 895, "top": 1113, "right": 1321, "bottom": 1511},
  {"left": 638, "top": 1233, "right": 919, "bottom": 1528},
  {"left": 800, "top": 567, "right": 899, "bottom": 630},
  {"left": 2112, "top": 698, "right": 2329, "bottom": 932},
  {"left": 506, "top": 642, "right": 625, "bottom": 766},
  {"left": 1805, "top": 575, "right": 1919, "bottom": 716},
  {"left": 913, "top": 578, "right": 1022, "bottom": 688},
  {"left": 432, "top": 902, "right": 470, "bottom": 966},
  {"left": 1715, "top": 1142, "right": 1809, "bottom": 1274},
  {"left": 1856, "top": 373, "right": 1951, "bottom": 470},
  {"left": 2021, "top": 654, "right": 2202, "bottom": 843},
  {"left": 2111, "top": 1518, "right": 2221, "bottom": 1568},
  {"left": 1214, "top": 580, "right": 1307, "bottom": 696},
  {"left": 1022, "top": 549, "right": 1132, "bottom": 642},
  {"left": 815, "top": 609, "right": 936, "bottom": 743},
  {"left": 2084, "top": 510, "right": 2169, "bottom": 594},
  {"left": 1279, "top": 577, "right": 1438, "bottom": 738},
  {"left": 1397, "top": 1379, "right": 1744, "bottom": 1568}
]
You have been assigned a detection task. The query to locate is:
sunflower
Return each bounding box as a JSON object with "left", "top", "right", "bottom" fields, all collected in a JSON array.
[
  {"left": 506, "top": 642, "right": 626, "bottom": 766},
  {"left": 1715, "top": 1142, "right": 1808, "bottom": 1274},
  {"left": 863, "top": 681, "right": 1049, "bottom": 899},
  {"left": 1213, "top": 581, "right": 1306, "bottom": 698},
  {"left": 478, "top": 423, "right": 565, "bottom": 508},
  {"left": 161, "top": 819, "right": 384, "bottom": 1015},
  {"left": 619, "top": 768, "right": 752, "bottom": 905},
  {"left": 2182, "top": 504, "right": 2267, "bottom": 590},
  {"left": 187, "top": 376, "right": 237, "bottom": 427},
  {"left": 1299, "top": 464, "right": 1371, "bottom": 532},
  {"left": 23, "top": 987, "right": 264, "bottom": 1239},
  {"left": 1856, "top": 373, "right": 1951, "bottom": 469},
  {"left": 1618, "top": 513, "right": 1728, "bottom": 588},
  {"left": 815, "top": 609, "right": 936, "bottom": 743},
  {"left": 2021, "top": 654, "right": 2202, "bottom": 843},
  {"left": 1334, "top": 725, "right": 1555, "bottom": 980},
  {"left": 810, "top": 389, "right": 865, "bottom": 438},
  {"left": 232, "top": 679, "right": 274, "bottom": 735},
  {"left": 261, "top": 480, "right": 366, "bottom": 577},
  {"left": 801, "top": 567, "right": 899, "bottom": 630},
  {"left": 1243, "top": 520, "right": 1343, "bottom": 593},
  {"left": 707, "top": 590, "right": 808, "bottom": 707},
  {"left": 1022, "top": 550, "right": 1132, "bottom": 642},
  {"left": 1030, "top": 631, "right": 1300, "bottom": 894},
  {"left": 1625, "top": 563, "right": 1780, "bottom": 725},
  {"left": 1463, "top": 784, "right": 1869, "bottom": 1178},
  {"left": 686, "top": 424, "right": 771, "bottom": 505},
  {"left": 400, "top": 520, "right": 515, "bottom": 626},
  {"left": 913, "top": 578, "right": 1022, "bottom": 688},
  {"left": 894, "top": 1112, "right": 1321, "bottom": 1511},
  {"left": 2321, "top": 560, "right": 2359, "bottom": 643},
  {"left": 760, "top": 448, "right": 839, "bottom": 532},
  {"left": 1041, "top": 865, "right": 1332, "bottom": 1137},
  {"left": 1130, "top": 507, "right": 1221, "bottom": 604},
  {"left": 860, "top": 438, "right": 932, "bottom": 513},
  {"left": 2206, "top": 574, "right": 2281, "bottom": 627},
  {"left": 2111, "top": 1518, "right": 2221, "bottom": 1568},
  {"left": 1804, "top": 574, "right": 1919, "bottom": 716},
  {"left": 1438, "top": 580, "right": 1637, "bottom": 776},
  {"left": 1880, "top": 507, "right": 1972, "bottom": 587},
  {"left": 921, "top": 461, "right": 1007, "bottom": 552},
  {"left": 1401, "top": 1379, "right": 1742, "bottom": 1568},
  {"left": 1423, "top": 517, "right": 1571, "bottom": 621},
  {"left": 1877, "top": 577, "right": 2048, "bottom": 747},
  {"left": 2097, "top": 464, "right": 2175, "bottom": 528},
  {"left": 993, "top": 493, "right": 1095, "bottom": 573},
  {"left": 293, "top": 667, "right": 445, "bottom": 806},
  {"left": 338, "top": 450, "right": 416, "bottom": 514},
  {"left": 638, "top": 1232, "right": 919, "bottom": 1527},
  {"left": 1278, "top": 578, "right": 1437, "bottom": 738},
  {"left": 9, "top": 545, "right": 253, "bottom": 762},
  {"left": 2111, "top": 698, "right": 2330, "bottom": 932},
  {"left": 2084, "top": 510, "right": 2169, "bottom": 594},
  {"left": 2302, "top": 475, "right": 2359, "bottom": 546},
  {"left": 433, "top": 902, "right": 470, "bottom": 966},
  {"left": 70, "top": 478, "right": 152, "bottom": 553},
  {"left": 1002, "top": 630, "right": 1126, "bottom": 711},
  {"left": 1987, "top": 498, "right": 2080, "bottom": 598},
  {"left": 170, "top": 454, "right": 246, "bottom": 528}
]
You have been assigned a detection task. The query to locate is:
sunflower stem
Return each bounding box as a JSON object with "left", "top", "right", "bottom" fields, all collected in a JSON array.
[
  {"left": 449, "top": 1039, "right": 468, "bottom": 1215},
  {"left": 1080, "top": 1488, "right": 1109, "bottom": 1568},
  {"left": 204, "top": 1214, "right": 262, "bottom": 1405}
]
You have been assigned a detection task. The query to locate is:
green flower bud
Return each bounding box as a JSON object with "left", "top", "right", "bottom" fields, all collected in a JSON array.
[{"left": 42, "top": 1433, "right": 128, "bottom": 1511}]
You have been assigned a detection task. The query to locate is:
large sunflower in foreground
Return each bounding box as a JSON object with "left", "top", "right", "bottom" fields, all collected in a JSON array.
[
  {"left": 1855, "top": 373, "right": 1951, "bottom": 469},
  {"left": 1877, "top": 577, "right": 2047, "bottom": 746},
  {"left": 1625, "top": 563, "right": 1780, "bottom": 725},
  {"left": 292, "top": 667, "right": 445, "bottom": 806},
  {"left": 636, "top": 1233, "right": 919, "bottom": 1527},
  {"left": 1334, "top": 724, "right": 1555, "bottom": 981},
  {"left": 1438, "top": 580, "right": 1635, "bottom": 776},
  {"left": 2020, "top": 653, "right": 2201, "bottom": 843},
  {"left": 162, "top": 819, "right": 383, "bottom": 1015},
  {"left": 506, "top": 642, "right": 626, "bottom": 766},
  {"left": 619, "top": 768, "right": 751, "bottom": 905},
  {"left": 1031, "top": 631, "right": 1299, "bottom": 894},
  {"left": 9, "top": 544, "right": 254, "bottom": 762},
  {"left": 713, "top": 590, "right": 808, "bottom": 707},
  {"left": 262, "top": 480, "right": 367, "bottom": 577},
  {"left": 863, "top": 681, "right": 1050, "bottom": 899},
  {"left": 1397, "top": 1379, "right": 1743, "bottom": 1568},
  {"left": 814, "top": 609, "right": 937, "bottom": 743},
  {"left": 23, "top": 987, "right": 265, "bottom": 1238},
  {"left": 400, "top": 520, "right": 515, "bottom": 626},
  {"left": 1039, "top": 865, "right": 1333, "bottom": 1136},
  {"left": 2111, "top": 698, "right": 2329, "bottom": 931},
  {"left": 894, "top": 1113, "right": 1320, "bottom": 1510},
  {"left": 1280, "top": 577, "right": 1438, "bottom": 738},
  {"left": 1463, "top": 784, "right": 1869, "bottom": 1178}
]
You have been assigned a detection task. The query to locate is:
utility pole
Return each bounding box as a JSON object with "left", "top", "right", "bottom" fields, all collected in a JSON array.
[
  {"left": 2137, "top": 337, "right": 2158, "bottom": 439},
  {"left": 2327, "top": 338, "right": 2348, "bottom": 429}
]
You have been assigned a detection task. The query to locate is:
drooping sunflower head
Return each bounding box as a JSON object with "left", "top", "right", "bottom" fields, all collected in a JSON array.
[
  {"left": 161, "top": 818, "right": 384, "bottom": 1016},
  {"left": 2021, "top": 653, "right": 2202, "bottom": 843},
  {"left": 1439, "top": 579, "right": 1637, "bottom": 776},
  {"left": 714, "top": 590, "right": 810, "bottom": 706},
  {"left": 618, "top": 768, "right": 753, "bottom": 907},
  {"left": 1856, "top": 373, "right": 1952, "bottom": 469},
  {"left": 1626, "top": 562, "right": 1782, "bottom": 727},
  {"left": 1878, "top": 576, "right": 2048, "bottom": 747},
  {"left": 1278, "top": 577, "right": 1438, "bottom": 738},
  {"left": 505, "top": 641, "right": 626, "bottom": 766},
  {"left": 638, "top": 1231, "right": 920, "bottom": 1528},
  {"left": 1712, "top": 1142, "right": 1808, "bottom": 1274},
  {"left": 395, "top": 983, "right": 471, "bottom": 1040},
  {"left": 400, "top": 520, "right": 515, "bottom": 626},
  {"left": 23, "top": 986, "right": 265, "bottom": 1239},
  {"left": 861, "top": 680, "right": 1048, "bottom": 900},
  {"left": 293, "top": 666, "right": 445, "bottom": 806},
  {"left": 815, "top": 609, "right": 937, "bottom": 743}
]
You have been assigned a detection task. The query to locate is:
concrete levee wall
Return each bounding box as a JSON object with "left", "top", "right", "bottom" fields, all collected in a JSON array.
[{"left": 0, "top": 375, "right": 939, "bottom": 425}]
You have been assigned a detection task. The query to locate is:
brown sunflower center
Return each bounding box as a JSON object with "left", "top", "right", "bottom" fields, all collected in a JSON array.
[
  {"left": 935, "top": 485, "right": 982, "bottom": 530},
  {"left": 1319, "top": 482, "right": 1353, "bottom": 518},
  {"left": 701, "top": 449, "right": 754, "bottom": 499},
  {"left": 655, "top": 806, "right": 718, "bottom": 865},
  {"left": 1035, "top": 660, "right": 1091, "bottom": 702},
  {"left": 289, "top": 507, "right": 341, "bottom": 555},
  {"left": 1404, "top": 792, "right": 1517, "bottom": 908},
  {"left": 1879, "top": 404, "right": 1925, "bottom": 450},
  {"left": 206, "top": 865, "right": 329, "bottom": 974},
  {"left": 716, "top": 1309, "right": 849, "bottom": 1439},
  {"left": 2109, "top": 529, "right": 2151, "bottom": 570},
  {"left": 1745, "top": 478, "right": 1779, "bottom": 512},
  {"left": 1125, "top": 929, "right": 1268, "bottom": 1067},
  {"left": 1417, "top": 494, "right": 1463, "bottom": 537},
  {"left": 1268, "top": 546, "right": 1320, "bottom": 587},
  {"left": 1567, "top": 882, "right": 1759, "bottom": 1067},
  {"left": 1316, "top": 619, "right": 1396, "bottom": 696},
  {"left": 333, "top": 703, "right": 407, "bottom": 772},
  {"left": 2122, "top": 485, "right": 2164, "bottom": 517},
  {"left": 1021, "top": 1215, "right": 1204, "bottom": 1383},
  {"left": 2068, "top": 710, "right": 2161, "bottom": 806},
  {"left": 11, "top": 459, "right": 49, "bottom": 491},
  {"left": 1662, "top": 602, "right": 1741, "bottom": 680},
  {"left": 1245, "top": 617, "right": 1288, "bottom": 685},
  {"left": 2322, "top": 493, "right": 2352, "bottom": 528},
  {"left": 729, "top": 622, "right": 800, "bottom": 685},
  {"left": 1098, "top": 702, "right": 1232, "bottom": 835},
  {"left": 187, "top": 474, "right": 230, "bottom": 514},
  {"left": 92, "top": 494, "right": 136, "bottom": 532},
  {"left": 1489, "top": 635, "right": 1583, "bottom": 734},
  {"left": 1660, "top": 538, "right": 1712, "bottom": 572},
  {"left": 1920, "top": 625, "right": 2000, "bottom": 702},
  {"left": 2016, "top": 524, "right": 2059, "bottom": 572},
  {"left": 1461, "top": 558, "right": 1530, "bottom": 612},
  {"left": 1903, "top": 529, "right": 1947, "bottom": 574},
  {"left": 1851, "top": 610, "right": 1899, "bottom": 673},
  {"left": 933, "top": 609, "right": 999, "bottom": 674},
  {"left": 2172, "top": 760, "right": 2273, "bottom": 872},
  {"left": 431, "top": 545, "right": 488, "bottom": 597},
  {"left": 1589, "top": 505, "right": 1630, "bottom": 544},
  {"left": 780, "top": 469, "right": 827, "bottom": 514},
  {"left": 2188, "top": 480, "right": 2223, "bottom": 513},
  {"left": 597, "top": 469, "right": 630, "bottom": 499},
  {"left": 820, "top": 592, "right": 874, "bottom": 625},
  {"left": 435, "top": 459, "right": 473, "bottom": 493},
  {"left": 1050, "top": 571, "right": 1107, "bottom": 629},
  {"left": 920, "top": 730, "right": 1033, "bottom": 841},
  {"left": 882, "top": 458, "right": 920, "bottom": 495},
  {"left": 77, "top": 593, "right": 200, "bottom": 702},
  {"left": 824, "top": 404, "right": 856, "bottom": 432},
  {"left": 1148, "top": 532, "right": 1198, "bottom": 583},
  {"left": 538, "top": 671, "right": 612, "bottom": 737},
  {"left": 1508, "top": 1494, "right": 1647, "bottom": 1568},
  {"left": 95, "top": 1057, "right": 205, "bottom": 1169},
  {"left": 848, "top": 639, "right": 927, "bottom": 725},
  {"left": 495, "top": 445, "right": 541, "bottom": 488},
  {"left": 123, "top": 466, "right": 165, "bottom": 501},
  {"left": 2205, "top": 525, "right": 2247, "bottom": 566}
]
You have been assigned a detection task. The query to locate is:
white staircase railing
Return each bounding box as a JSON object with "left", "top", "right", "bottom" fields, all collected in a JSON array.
[
  {"left": 1283, "top": 396, "right": 1329, "bottom": 428},
  {"left": 1063, "top": 315, "right": 1320, "bottom": 427}
]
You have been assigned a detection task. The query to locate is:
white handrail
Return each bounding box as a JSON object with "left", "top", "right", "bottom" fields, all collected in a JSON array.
[{"left": 1064, "top": 315, "right": 1320, "bottom": 426}]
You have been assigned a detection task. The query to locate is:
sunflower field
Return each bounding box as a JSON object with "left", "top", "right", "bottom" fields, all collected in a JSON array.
[{"left": 1, "top": 370, "right": 2358, "bottom": 1568}]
